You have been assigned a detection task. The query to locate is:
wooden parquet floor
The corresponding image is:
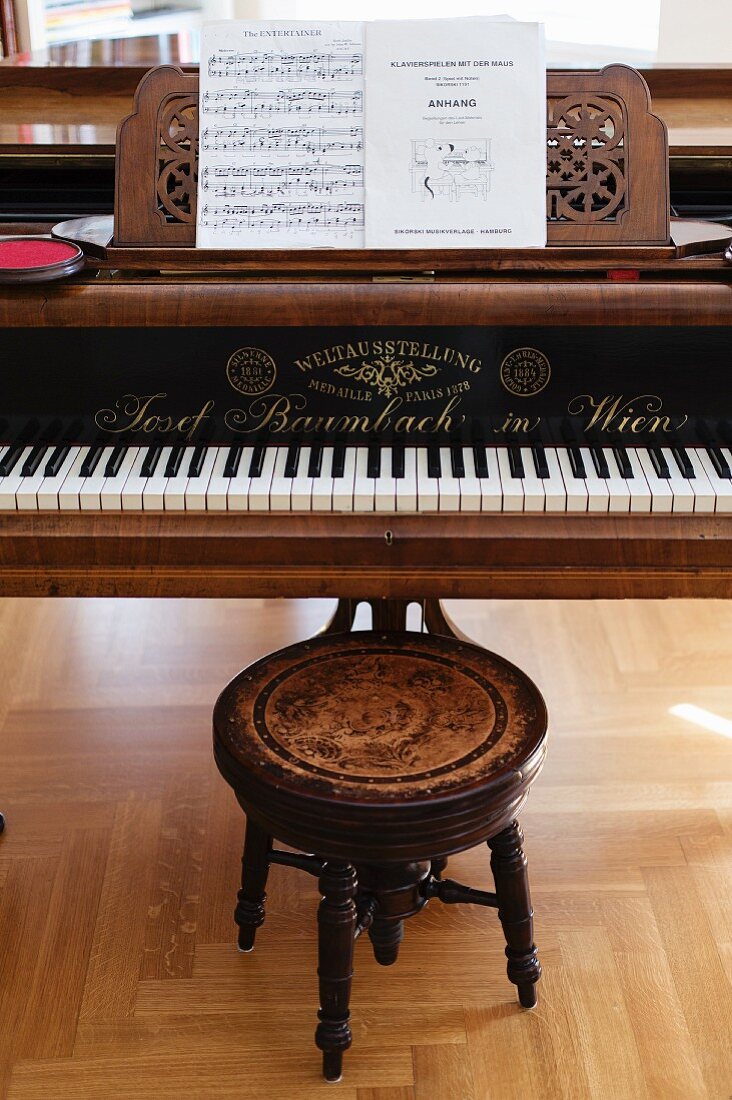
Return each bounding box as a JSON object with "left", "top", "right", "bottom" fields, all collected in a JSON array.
[{"left": 0, "top": 596, "right": 730, "bottom": 1100}]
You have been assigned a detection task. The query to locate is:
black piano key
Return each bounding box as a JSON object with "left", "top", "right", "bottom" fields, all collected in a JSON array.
[
  {"left": 707, "top": 446, "right": 731, "bottom": 479},
  {"left": 284, "top": 442, "right": 301, "bottom": 478},
  {"left": 331, "top": 443, "right": 346, "bottom": 478},
  {"left": 508, "top": 447, "right": 524, "bottom": 478},
  {"left": 187, "top": 445, "right": 206, "bottom": 478},
  {"left": 21, "top": 444, "right": 48, "bottom": 477},
  {"left": 165, "top": 445, "right": 185, "bottom": 478},
  {"left": 44, "top": 445, "right": 70, "bottom": 477},
  {"left": 473, "top": 445, "right": 489, "bottom": 478},
  {"left": 450, "top": 445, "right": 465, "bottom": 478},
  {"left": 568, "top": 446, "right": 586, "bottom": 478},
  {"left": 589, "top": 446, "right": 610, "bottom": 479},
  {"left": 307, "top": 445, "right": 323, "bottom": 478},
  {"left": 531, "top": 444, "right": 549, "bottom": 479},
  {"left": 612, "top": 445, "right": 633, "bottom": 479},
  {"left": 248, "top": 445, "right": 266, "bottom": 478},
  {"left": 80, "top": 444, "right": 104, "bottom": 478},
  {"left": 0, "top": 444, "right": 25, "bottom": 477},
  {"left": 391, "top": 445, "right": 405, "bottom": 479},
  {"left": 141, "top": 444, "right": 163, "bottom": 478},
  {"left": 427, "top": 444, "right": 441, "bottom": 478},
  {"left": 367, "top": 444, "right": 381, "bottom": 479},
  {"left": 104, "top": 445, "right": 126, "bottom": 478},
  {"left": 670, "top": 446, "right": 695, "bottom": 479},
  {"left": 223, "top": 444, "right": 243, "bottom": 478},
  {"left": 649, "top": 448, "right": 671, "bottom": 479}
]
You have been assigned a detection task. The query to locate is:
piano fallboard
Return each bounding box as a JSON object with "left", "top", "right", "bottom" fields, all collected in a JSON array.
[{"left": 0, "top": 323, "right": 730, "bottom": 448}]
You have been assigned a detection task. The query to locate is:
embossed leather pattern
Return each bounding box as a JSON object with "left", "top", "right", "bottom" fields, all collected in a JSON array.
[{"left": 215, "top": 632, "right": 547, "bottom": 801}]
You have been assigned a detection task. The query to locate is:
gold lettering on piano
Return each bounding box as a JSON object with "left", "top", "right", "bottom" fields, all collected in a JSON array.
[
  {"left": 494, "top": 413, "right": 541, "bottom": 434},
  {"left": 567, "top": 394, "right": 688, "bottom": 434},
  {"left": 224, "top": 394, "right": 466, "bottom": 435},
  {"left": 293, "top": 340, "right": 482, "bottom": 380},
  {"left": 95, "top": 393, "right": 215, "bottom": 440}
]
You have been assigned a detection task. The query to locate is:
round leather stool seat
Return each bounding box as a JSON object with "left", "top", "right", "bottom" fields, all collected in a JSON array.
[{"left": 214, "top": 630, "right": 547, "bottom": 861}]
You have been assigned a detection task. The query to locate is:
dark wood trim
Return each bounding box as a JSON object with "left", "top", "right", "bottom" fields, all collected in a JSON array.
[
  {"left": 0, "top": 0, "right": 18, "bottom": 59},
  {"left": 0, "top": 512, "right": 729, "bottom": 599}
]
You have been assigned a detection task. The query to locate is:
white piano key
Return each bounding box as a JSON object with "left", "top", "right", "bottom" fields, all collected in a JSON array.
[
  {"left": 290, "top": 446, "right": 313, "bottom": 511},
  {"left": 437, "top": 446, "right": 461, "bottom": 512},
  {"left": 659, "top": 447, "right": 696, "bottom": 513},
  {"left": 332, "top": 448, "right": 357, "bottom": 512},
  {"left": 311, "top": 447, "right": 334, "bottom": 512},
  {"left": 495, "top": 448, "right": 525, "bottom": 512},
  {"left": 541, "top": 448, "right": 567, "bottom": 513},
  {"left": 616, "top": 448, "right": 652, "bottom": 513},
  {"left": 353, "top": 447, "right": 375, "bottom": 512},
  {"left": 248, "top": 447, "right": 277, "bottom": 511},
  {"left": 182, "top": 447, "right": 217, "bottom": 510},
  {"left": 142, "top": 446, "right": 173, "bottom": 510},
  {"left": 37, "top": 447, "right": 81, "bottom": 510},
  {"left": 602, "top": 448, "right": 631, "bottom": 514},
  {"left": 676, "top": 448, "right": 715, "bottom": 513},
  {"left": 206, "top": 448, "right": 235, "bottom": 511},
  {"left": 578, "top": 447, "right": 610, "bottom": 512},
  {"left": 477, "top": 448, "right": 503, "bottom": 512},
  {"left": 416, "top": 448, "right": 439, "bottom": 511},
  {"left": 15, "top": 458, "right": 48, "bottom": 510},
  {"left": 694, "top": 448, "right": 732, "bottom": 513},
  {"left": 636, "top": 449, "right": 673, "bottom": 513},
  {"left": 374, "top": 448, "right": 396, "bottom": 512},
  {"left": 396, "top": 448, "right": 418, "bottom": 512},
  {"left": 0, "top": 446, "right": 34, "bottom": 510},
  {"left": 269, "top": 447, "right": 293, "bottom": 511},
  {"left": 119, "top": 448, "right": 149, "bottom": 511},
  {"left": 79, "top": 447, "right": 116, "bottom": 511},
  {"left": 57, "top": 446, "right": 90, "bottom": 510},
  {"left": 163, "top": 447, "right": 194, "bottom": 511},
  {"left": 458, "top": 448, "right": 482, "bottom": 512},
  {"left": 99, "top": 449, "right": 139, "bottom": 511},
  {"left": 555, "top": 448, "right": 589, "bottom": 512}
]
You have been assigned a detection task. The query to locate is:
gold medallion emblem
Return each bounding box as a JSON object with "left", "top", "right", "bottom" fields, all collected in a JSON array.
[
  {"left": 500, "top": 348, "right": 551, "bottom": 397},
  {"left": 226, "top": 347, "right": 277, "bottom": 396}
]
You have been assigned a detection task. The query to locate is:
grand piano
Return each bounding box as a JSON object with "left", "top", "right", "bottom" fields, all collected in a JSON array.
[{"left": 0, "top": 59, "right": 730, "bottom": 607}]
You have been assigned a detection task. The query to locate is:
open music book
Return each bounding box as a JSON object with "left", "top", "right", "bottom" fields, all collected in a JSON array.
[{"left": 196, "top": 18, "right": 546, "bottom": 250}]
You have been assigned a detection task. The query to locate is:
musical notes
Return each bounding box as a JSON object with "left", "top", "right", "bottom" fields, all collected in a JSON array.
[
  {"left": 197, "top": 21, "right": 366, "bottom": 249},
  {"left": 208, "top": 50, "right": 363, "bottom": 81},
  {"left": 202, "top": 88, "right": 363, "bottom": 117},
  {"left": 202, "top": 126, "right": 363, "bottom": 155},
  {"left": 200, "top": 202, "right": 364, "bottom": 231},
  {"left": 201, "top": 163, "right": 364, "bottom": 198}
]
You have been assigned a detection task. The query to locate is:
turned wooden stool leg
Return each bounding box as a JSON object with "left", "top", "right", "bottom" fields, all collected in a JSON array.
[
  {"left": 235, "top": 816, "right": 272, "bottom": 953},
  {"left": 315, "top": 862, "right": 357, "bottom": 1083},
  {"left": 368, "top": 917, "right": 404, "bottom": 966},
  {"left": 487, "top": 821, "right": 541, "bottom": 1008}
]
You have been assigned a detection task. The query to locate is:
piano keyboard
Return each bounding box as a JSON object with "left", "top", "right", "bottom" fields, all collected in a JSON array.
[{"left": 1, "top": 441, "right": 731, "bottom": 513}]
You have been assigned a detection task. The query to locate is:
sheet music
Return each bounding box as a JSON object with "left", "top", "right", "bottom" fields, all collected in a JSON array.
[{"left": 197, "top": 21, "right": 365, "bottom": 248}]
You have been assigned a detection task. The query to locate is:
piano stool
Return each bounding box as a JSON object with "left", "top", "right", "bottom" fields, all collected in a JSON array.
[{"left": 212, "top": 630, "right": 548, "bottom": 1082}]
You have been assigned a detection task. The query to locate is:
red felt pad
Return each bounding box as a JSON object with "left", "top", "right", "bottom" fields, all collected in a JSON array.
[{"left": 0, "top": 238, "right": 80, "bottom": 270}]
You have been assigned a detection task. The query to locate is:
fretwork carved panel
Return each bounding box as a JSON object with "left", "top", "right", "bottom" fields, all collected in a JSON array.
[
  {"left": 547, "top": 94, "right": 626, "bottom": 223},
  {"left": 156, "top": 93, "right": 198, "bottom": 225},
  {"left": 114, "top": 62, "right": 669, "bottom": 248}
]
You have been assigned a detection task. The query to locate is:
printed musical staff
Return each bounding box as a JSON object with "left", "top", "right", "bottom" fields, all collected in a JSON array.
[
  {"left": 198, "top": 21, "right": 365, "bottom": 248},
  {"left": 208, "top": 50, "right": 363, "bottom": 81},
  {"left": 201, "top": 163, "right": 364, "bottom": 198},
  {"left": 200, "top": 201, "right": 364, "bottom": 231},
  {"left": 202, "top": 125, "right": 363, "bottom": 155},
  {"left": 202, "top": 88, "right": 363, "bottom": 117}
]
